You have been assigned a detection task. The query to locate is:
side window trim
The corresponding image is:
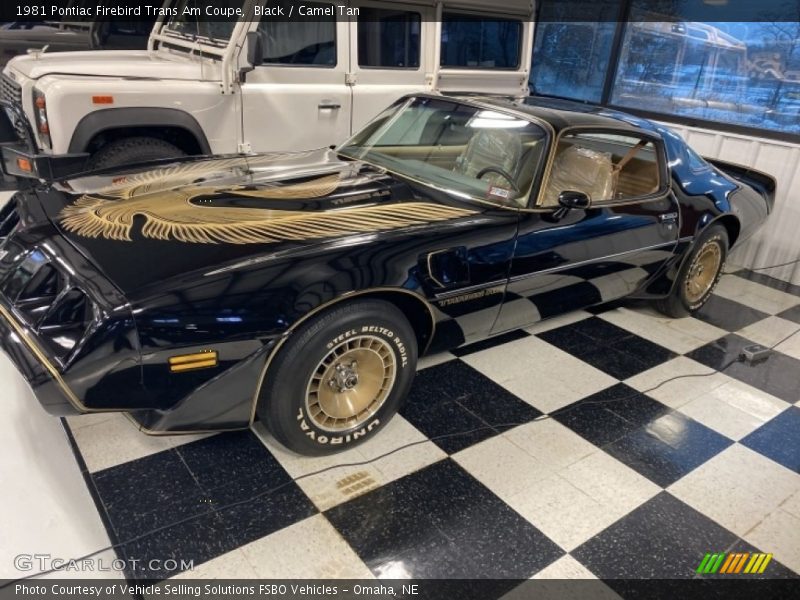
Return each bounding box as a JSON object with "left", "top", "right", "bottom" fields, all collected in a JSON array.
[{"left": 536, "top": 127, "right": 669, "bottom": 207}]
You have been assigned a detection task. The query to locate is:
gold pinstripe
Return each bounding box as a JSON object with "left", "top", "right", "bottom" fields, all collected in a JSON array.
[{"left": 0, "top": 304, "right": 90, "bottom": 412}]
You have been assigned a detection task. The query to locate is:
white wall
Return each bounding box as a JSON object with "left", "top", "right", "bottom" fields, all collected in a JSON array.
[{"left": 664, "top": 123, "right": 800, "bottom": 285}]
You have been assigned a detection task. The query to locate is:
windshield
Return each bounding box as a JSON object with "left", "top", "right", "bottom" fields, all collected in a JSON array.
[
  {"left": 338, "top": 97, "right": 547, "bottom": 207},
  {"left": 164, "top": 0, "right": 243, "bottom": 45}
]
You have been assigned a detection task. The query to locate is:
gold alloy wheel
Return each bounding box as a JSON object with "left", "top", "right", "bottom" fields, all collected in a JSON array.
[
  {"left": 305, "top": 335, "right": 397, "bottom": 432},
  {"left": 685, "top": 240, "right": 723, "bottom": 304}
]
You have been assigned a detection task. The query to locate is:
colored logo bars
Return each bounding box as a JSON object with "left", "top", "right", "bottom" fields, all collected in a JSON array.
[{"left": 697, "top": 552, "right": 773, "bottom": 574}]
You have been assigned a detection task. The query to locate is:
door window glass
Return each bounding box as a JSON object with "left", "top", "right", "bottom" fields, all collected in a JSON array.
[
  {"left": 357, "top": 7, "right": 421, "bottom": 68},
  {"left": 257, "top": 1, "right": 336, "bottom": 66},
  {"left": 542, "top": 132, "right": 661, "bottom": 205},
  {"left": 441, "top": 13, "right": 522, "bottom": 69}
]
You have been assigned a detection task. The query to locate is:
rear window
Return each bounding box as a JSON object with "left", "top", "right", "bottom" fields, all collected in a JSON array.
[{"left": 441, "top": 14, "right": 522, "bottom": 69}]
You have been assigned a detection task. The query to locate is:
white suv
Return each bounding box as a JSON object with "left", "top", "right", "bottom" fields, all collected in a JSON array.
[{"left": 0, "top": 0, "right": 533, "bottom": 183}]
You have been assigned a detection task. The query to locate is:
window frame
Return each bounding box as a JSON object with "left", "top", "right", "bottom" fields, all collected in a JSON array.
[
  {"left": 535, "top": 126, "right": 670, "bottom": 208},
  {"left": 531, "top": 0, "right": 800, "bottom": 144},
  {"left": 439, "top": 10, "right": 524, "bottom": 71}
]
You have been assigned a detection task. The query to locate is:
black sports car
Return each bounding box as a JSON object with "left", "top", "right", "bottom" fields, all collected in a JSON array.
[{"left": 0, "top": 94, "right": 776, "bottom": 455}]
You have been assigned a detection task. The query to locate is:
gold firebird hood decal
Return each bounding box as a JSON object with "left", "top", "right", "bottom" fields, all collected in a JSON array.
[{"left": 58, "top": 157, "right": 478, "bottom": 245}]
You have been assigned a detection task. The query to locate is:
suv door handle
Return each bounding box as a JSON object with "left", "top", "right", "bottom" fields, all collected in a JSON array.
[{"left": 318, "top": 101, "right": 341, "bottom": 110}]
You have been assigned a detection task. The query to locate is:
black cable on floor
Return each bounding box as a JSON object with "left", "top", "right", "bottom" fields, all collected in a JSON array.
[
  {"left": 3, "top": 320, "right": 800, "bottom": 587},
  {"left": 724, "top": 256, "right": 800, "bottom": 275}
]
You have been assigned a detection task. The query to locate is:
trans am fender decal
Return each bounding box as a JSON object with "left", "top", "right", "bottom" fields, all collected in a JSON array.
[{"left": 58, "top": 166, "right": 478, "bottom": 244}]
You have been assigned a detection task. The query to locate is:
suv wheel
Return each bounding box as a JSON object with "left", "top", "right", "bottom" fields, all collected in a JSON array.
[{"left": 88, "top": 137, "right": 185, "bottom": 170}]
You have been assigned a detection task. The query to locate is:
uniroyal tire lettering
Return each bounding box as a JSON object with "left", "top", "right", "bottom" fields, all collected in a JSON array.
[{"left": 295, "top": 408, "right": 381, "bottom": 445}]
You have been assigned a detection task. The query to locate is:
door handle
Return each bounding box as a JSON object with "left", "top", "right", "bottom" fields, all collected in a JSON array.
[
  {"left": 318, "top": 101, "right": 341, "bottom": 110},
  {"left": 659, "top": 211, "right": 679, "bottom": 224}
]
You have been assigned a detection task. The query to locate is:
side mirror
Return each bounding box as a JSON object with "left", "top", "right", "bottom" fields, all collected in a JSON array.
[
  {"left": 245, "top": 30, "right": 264, "bottom": 69},
  {"left": 557, "top": 190, "right": 591, "bottom": 211}
]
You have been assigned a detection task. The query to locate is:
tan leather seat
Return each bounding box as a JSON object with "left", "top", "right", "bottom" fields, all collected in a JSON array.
[
  {"left": 454, "top": 128, "right": 522, "bottom": 188},
  {"left": 543, "top": 145, "right": 615, "bottom": 206}
]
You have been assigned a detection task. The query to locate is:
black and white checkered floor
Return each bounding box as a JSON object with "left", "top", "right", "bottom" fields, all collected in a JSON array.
[{"left": 62, "top": 269, "right": 800, "bottom": 585}]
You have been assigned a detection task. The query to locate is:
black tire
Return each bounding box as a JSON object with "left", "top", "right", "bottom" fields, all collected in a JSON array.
[
  {"left": 88, "top": 137, "right": 185, "bottom": 170},
  {"left": 257, "top": 299, "right": 418, "bottom": 456},
  {"left": 656, "top": 224, "right": 728, "bottom": 318}
]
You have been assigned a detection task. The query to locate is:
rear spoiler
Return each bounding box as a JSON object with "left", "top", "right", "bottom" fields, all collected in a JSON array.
[{"left": 704, "top": 157, "right": 777, "bottom": 213}]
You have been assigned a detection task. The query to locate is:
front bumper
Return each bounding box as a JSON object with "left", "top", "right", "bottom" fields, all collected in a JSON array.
[
  {"left": 1, "top": 143, "right": 89, "bottom": 186},
  {"left": 1, "top": 97, "right": 89, "bottom": 188},
  {"left": 0, "top": 301, "right": 82, "bottom": 415}
]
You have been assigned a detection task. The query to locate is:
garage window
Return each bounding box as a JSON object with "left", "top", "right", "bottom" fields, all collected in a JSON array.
[
  {"left": 357, "top": 8, "right": 421, "bottom": 68},
  {"left": 542, "top": 132, "right": 662, "bottom": 206},
  {"left": 531, "top": 21, "right": 618, "bottom": 103},
  {"left": 441, "top": 14, "right": 522, "bottom": 69},
  {"left": 532, "top": 0, "right": 800, "bottom": 138},
  {"left": 257, "top": 1, "right": 336, "bottom": 66}
]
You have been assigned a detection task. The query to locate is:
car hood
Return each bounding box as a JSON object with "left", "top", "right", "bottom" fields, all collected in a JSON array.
[
  {"left": 35, "top": 149, "right": 481, "bottom": 298},
  {"left": 7, "top": 50, "right": 207, "bottom": 81}
]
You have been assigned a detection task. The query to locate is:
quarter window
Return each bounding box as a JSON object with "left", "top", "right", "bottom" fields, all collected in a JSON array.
[
  {"left": 257, "top": 1, "right": 336, "bottom": 66},
  {"left": 542, "top": 132, "right": 662, "bottom": 206},
  {"left": 357, "top": 8, "right": 421, "bottom": 68},
  {"left": 441, "top": 14, "right": 522, "bottom": 69}
]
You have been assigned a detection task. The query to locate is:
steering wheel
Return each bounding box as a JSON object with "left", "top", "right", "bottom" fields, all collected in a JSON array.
[{"left": 476, "top": 166, "right": 519, "bottom": 192}]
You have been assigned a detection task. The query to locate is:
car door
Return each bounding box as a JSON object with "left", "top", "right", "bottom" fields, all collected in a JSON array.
[
  {"left": 493, "top": 129, "right": 681, "bottom": 332},
  {"left": 348, "top": 1, "right": 435, "bottom": 132},
  {"left": 403, "top": 100, "right": 549, "bottom": 348},
  {"left": 420, "top": 203, "right": 519, "bottom": 350},
  {"left": 240, "top": 0, "right": 352, "bottom": 152}
]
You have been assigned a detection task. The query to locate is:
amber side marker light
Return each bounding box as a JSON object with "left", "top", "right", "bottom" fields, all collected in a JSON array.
[
  {"left": 169, "top": 350, "right": 218, "bottom": 373},
  {"left": 16, "top": 158, "right": 32, "bottom": 173},
  {"left": 92, "top": 95, "right": 114, "bottom": 105}
]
